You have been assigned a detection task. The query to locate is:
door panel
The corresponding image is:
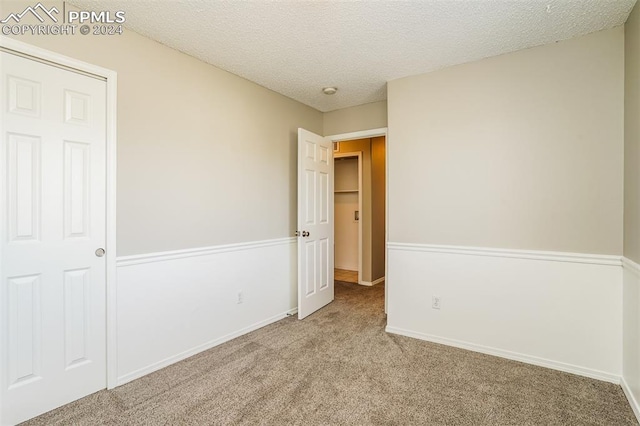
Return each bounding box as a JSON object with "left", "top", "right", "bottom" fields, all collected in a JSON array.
[
  {"left": 1, "top": 51, "right": 107, "bottom": 425},
  {"left": 63, "top": 141, "right": 90, "bottom": 239},
  {"left": 8, "top": 133, "right": 41, "bottom": 242},
  {"left": 63, "top": 268, "right": 91, "bottom": 369},
  {"left": 7, "top": 274, "right": 41, "bottom": 388},
  {"left": 305, "top": 241, "right": 316, "bottom": 296},
  {"left": 319, "top": 238, "right": 329, "bottom": 289},
  {"left": 297, "top": 129, "right": 334, "bottom": 319}
]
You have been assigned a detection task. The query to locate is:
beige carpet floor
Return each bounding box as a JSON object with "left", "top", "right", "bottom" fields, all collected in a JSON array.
[{"left": 25, "top": 281, "right": 637, "bottom": 425}]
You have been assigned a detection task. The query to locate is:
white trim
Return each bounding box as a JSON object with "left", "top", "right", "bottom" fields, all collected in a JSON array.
[
  {"left": 0, "top": 37, "right": 119, "bottom": 389},
  {"left": 621, "top": 376, "right": 640, "bottom": 423},
  {"left": 117, "top": 307, "right": 298, "bottom": 386},
  {"left": 360, "top": 276, "right": 385, "bottom": 286},
  {"left": 384, "top": 132, "right": 388, "bottom": 314},
  {"left": 386, "top": 326, "right": 620, "bottom": 384},
  {"left": 104, "top": 55, "right": 118, "bottom": 392},
  {"left": 327, "top": 127, "right": 387, "bottom": 143},
  {"left": 334, "top": 151, "right": 363, "bottom": 284},
  {"left": 117, "top": 237, "right": 296, "bottom": 267},
  {"left": 622, "top": 256, "right": 640, "bottom": 423},
  {"left": 622, "top": 256, "right": 640, "bottom": 276},
  {"left": 387, "top": 242, "right": 621, "bottom": 267},
  {"left": 1, "top": 36, "right": 114, "bottom": 79}
]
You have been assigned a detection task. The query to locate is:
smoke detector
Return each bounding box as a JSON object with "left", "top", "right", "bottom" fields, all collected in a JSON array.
[{"left": 322, "top": 87, "right": 338, "bottom": 95}]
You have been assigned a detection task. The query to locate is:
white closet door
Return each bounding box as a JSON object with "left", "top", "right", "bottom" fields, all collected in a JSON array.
[{"left": 0, "top": 51, "right": 107, "bottom": 425}]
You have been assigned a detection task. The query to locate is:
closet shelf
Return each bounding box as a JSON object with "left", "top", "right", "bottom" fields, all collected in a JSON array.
[{"left": 334, "top": 189, "right": 359, "bottom": 193}]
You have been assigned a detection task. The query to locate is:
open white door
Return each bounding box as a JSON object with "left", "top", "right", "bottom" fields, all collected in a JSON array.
[
  {"left": 297, "top": 128, "right": 334, "bottom": 319},
  {"left": 0, "top": 51, "right": 107, "bottom": 425}
]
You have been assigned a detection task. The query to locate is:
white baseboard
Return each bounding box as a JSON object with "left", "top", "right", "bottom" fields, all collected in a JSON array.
[
  {"left": 335, "top": 265, "right": 358, "bottom": 272},
  {"left": 117, "top": 307, "right": 297, "bottom": 386},
  {"left": 360, "top": 276, "right": 385, "bottom": 286},
  {"left": 622, "top": 376, "right": 640, "bottom": 423},
  {"left": 386, "top": 326, "right": 620, "bottom": 384}
]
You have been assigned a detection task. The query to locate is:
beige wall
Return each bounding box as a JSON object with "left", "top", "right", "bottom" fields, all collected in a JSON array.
[
  {"left": 388, "top": 27, "right": 624, "bottom": 255},
  {"left": 323, "top": 101, "right": 387, "bottom": 136},
  {"left": 371, "top": 137, "right": 386, "bottom": 281},
  {"left": 626, "top": 6, "right": 640, "bottom": 264},
  {"left": 2, "top": 1, "right": 323, "bottom": 256}
]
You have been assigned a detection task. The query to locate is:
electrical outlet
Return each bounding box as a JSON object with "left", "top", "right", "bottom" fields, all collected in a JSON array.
[
  {"left": 237, "top": 291, "right": 243, "bottom": 304},
  {"left": 432, "top": 296, "right": 441, "bottom": 310}
]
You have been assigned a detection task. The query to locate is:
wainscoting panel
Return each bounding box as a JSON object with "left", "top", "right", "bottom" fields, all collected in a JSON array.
[
  {"left": 115, "top": 238, "right": 296, "bottom": 385},
  {"left": 623, "top": 257, "right": 640, "bottom": 421},
  {"left": 386, "top": 243, "right": 623, "bottom": 382}
]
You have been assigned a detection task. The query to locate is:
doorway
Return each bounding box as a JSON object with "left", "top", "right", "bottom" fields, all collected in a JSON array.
[
  {"left": 332, "top": 135, "right": 386, "bottom": 289},
  {"left": 296, "top": 127, "right": 387, "bottom": 318},
  {"left": 334, "top": 153, "right": 362, "bottom": 284}
]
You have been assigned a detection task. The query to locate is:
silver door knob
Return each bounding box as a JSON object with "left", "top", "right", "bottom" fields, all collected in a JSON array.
[
  {"left": 302, "top": 231, "right": 310, "bottom": 237},
  {"left": 95, "top": 248, "right": 106, "bottom": 257}
]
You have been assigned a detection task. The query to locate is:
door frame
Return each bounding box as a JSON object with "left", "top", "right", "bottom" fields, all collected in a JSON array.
[
  {"left": 326, "top": 128, "right": 388, "bottom": 312},
  {"left": 0, "top": 36, "right": 119, "bottom": 389},
  {"left": 333, "top": 151, "right": 363, "bottom": 284}
]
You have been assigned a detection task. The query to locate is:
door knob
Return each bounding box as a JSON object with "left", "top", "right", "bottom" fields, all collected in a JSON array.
[
  {"left": 95, "top": 248, "right": 106, "bottom": 257},
  {"left": 302, "top": 231, "right": 310, "bottom": 237}
]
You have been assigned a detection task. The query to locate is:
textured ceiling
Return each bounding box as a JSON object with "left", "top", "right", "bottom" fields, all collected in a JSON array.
[{"left": 71, "top": 0, "right": 636, "bottom": 112}]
